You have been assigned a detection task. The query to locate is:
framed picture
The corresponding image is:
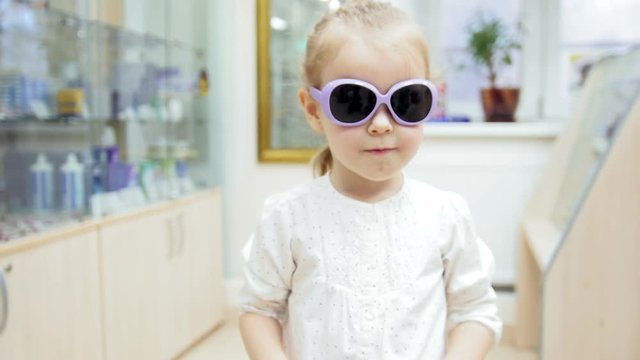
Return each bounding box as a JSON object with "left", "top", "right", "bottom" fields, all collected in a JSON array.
[{"left": 256, "top": 0, "right": 329, "bottom": 162}]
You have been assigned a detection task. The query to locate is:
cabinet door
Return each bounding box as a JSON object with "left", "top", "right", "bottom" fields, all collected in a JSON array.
[
  {"left": 0, "top": 231, "right": 103, "bottom": 360},
  {"left": 100, "top": 210, "right": 177, "bottom": 360},
  {"left": 180, "top": 190, "right": 225, "bottom": 340},
  {"left": 100, "top": 191, "right": 225, "bottom": 360}
]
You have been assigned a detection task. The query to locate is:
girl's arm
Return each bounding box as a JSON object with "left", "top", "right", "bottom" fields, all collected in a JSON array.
[
  {"left": 239, "top": 312, "right": 288, "bottom": 360},
  {"left": 441, "top": 194, "right": 502, "bottom": 358},
  {"left": 445, "top": 321, "right": 495, "bottom": 360}
]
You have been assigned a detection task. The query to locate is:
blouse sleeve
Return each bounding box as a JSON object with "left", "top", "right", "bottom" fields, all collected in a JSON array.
[
  {"left": 441, "top": 193, "right": 503, "bottom": 343},
  {"left": 237, "top": 196, "right": 296, "bottom": 321}
]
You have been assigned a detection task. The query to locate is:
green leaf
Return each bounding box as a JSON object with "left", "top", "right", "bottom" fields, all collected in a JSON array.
[
  {"left": 503, "top": 53, "right": 512, "bottom": 66},
  {"left": 465, "top": 12, "right": 522, "bottom": 86}
]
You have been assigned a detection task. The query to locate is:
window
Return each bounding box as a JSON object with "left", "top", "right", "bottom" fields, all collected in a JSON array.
[
  {"left": 396, "top": 0, "right": 639, "bottom": 121},
  {"left": 438, "top": 0, "right": 524, "bottom": 119},
  {"left": 556, "top": 0, "right": 640, "bottom": 116}
]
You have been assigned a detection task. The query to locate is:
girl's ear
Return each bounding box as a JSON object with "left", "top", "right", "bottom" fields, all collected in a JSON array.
[{"left": 298, "top": 88, "right": 325, "bottom": 134}]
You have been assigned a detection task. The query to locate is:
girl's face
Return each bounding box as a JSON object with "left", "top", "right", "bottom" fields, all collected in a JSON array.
[{"left": 302, "top": 36, "right": 427, "bottom": 190}]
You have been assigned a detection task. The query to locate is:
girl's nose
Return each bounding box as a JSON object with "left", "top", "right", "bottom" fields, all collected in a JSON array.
[{"left": 367, "top": 106, "right": 394, "bottom": 135}]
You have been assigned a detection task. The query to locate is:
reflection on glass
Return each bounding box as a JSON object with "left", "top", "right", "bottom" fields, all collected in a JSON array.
[
  {"left": 551, "top": 48, "right": 640, "bottom": 229},
  {"left": 268, "top": 0, "right": 328, "bottom": 149},
  {"left": 0, "top": 5, "right": 212, "bottom": 242}
]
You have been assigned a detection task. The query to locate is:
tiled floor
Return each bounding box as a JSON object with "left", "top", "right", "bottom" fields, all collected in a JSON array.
[{"left": 180, "top": 314, "right": 538, "bottom": 360}]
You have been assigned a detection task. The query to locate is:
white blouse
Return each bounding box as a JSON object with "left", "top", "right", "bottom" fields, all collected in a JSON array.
[{"left": 239, "top": 175, "right": 502, "bottom": 360}]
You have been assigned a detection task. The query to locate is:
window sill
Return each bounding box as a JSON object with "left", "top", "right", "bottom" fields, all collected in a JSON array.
[{"left": 423, "top": 120, "right": 565, "bottom": 139}]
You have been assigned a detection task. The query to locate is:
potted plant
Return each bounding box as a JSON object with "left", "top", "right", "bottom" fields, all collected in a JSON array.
[{"left": 466, "top": 13, "right": 522, "bottom": 122}]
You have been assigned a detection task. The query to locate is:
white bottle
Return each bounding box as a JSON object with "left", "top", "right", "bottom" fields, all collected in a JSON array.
[
  {"left": 101, "top": 126, "right": 116, "bottom": 148},
  {"left": 30, "top": 153, "right": 54, "bottom": 211},
  {"left": 60, "top": 153, "right": 85, "bottom": 211}
]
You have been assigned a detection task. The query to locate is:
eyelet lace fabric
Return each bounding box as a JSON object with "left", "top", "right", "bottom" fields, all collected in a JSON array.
[{"left": 239, "top": 175, "right": 502, "bottom": 360}]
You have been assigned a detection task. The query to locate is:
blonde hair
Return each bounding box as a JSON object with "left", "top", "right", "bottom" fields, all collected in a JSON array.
[{"left": 304, "top": 0, "right": 431, "bottom": 177}]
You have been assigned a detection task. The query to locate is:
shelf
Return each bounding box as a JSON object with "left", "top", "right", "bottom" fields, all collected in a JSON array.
[
  {"left": 0, "top": 117, "right": 95, "bottom": 127},
  {"left": 0, "top": 188, "right": 216, "bottom": 252},
  {"left": 423, "top": 121, "right": 564, "bottom": 139},
  {"left": 0, "top": 215, "right": 99, "bottom": 257},
  {"left": 522, "top": 216, "right": 562, "bottom": 271},
  {"left": 1, "top": 2, "right": 214, "bottom": 235},
  {"left": 0, "top": 116, "right": 203, "bottom": 125}
]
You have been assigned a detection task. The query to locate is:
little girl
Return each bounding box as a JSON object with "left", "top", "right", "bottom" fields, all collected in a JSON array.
[{"left": 239, "top": 1, "right": 501, "bottom": 359}]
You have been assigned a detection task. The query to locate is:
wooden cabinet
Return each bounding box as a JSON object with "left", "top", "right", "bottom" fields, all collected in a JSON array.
[
  {"left": 0, "top": 228, "right": 103, "bottom": 360},
  {"left": 100, "top": 190, "right": 224, "bottom": 360},
  {"left": 181, "top": 191, "right": 225, "bottom": 343},
  {"left": 100, "top": 209, "right": 172, "bottom": 360},
  {"left": 0, "top": 190, "right": 224, "bottom": 360},
  {"left": 515, "top": 50, "right": 640, "bottom": 358}
]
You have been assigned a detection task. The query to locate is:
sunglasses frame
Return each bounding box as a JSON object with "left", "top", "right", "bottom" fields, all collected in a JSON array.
[{"left": 309, "top": 78, "right": 438, "bottom": 127}]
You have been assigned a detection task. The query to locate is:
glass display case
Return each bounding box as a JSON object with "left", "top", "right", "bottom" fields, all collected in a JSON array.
[{"left": 0, "top": 4, "right": 213, "bottom": 242}]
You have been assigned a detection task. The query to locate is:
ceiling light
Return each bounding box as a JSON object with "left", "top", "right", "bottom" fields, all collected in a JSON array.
[{"left": 270, "top": 16, "right": 288, "bottom": 31}]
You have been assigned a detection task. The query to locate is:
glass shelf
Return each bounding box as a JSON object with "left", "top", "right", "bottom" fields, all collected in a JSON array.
[{"left": 0, "top": 3, "right": 213, "bottom": 243}]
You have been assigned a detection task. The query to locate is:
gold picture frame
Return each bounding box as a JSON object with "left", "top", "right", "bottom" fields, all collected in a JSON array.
[{"left": 256, "top": 0, "right": 326, "bottom": 163}]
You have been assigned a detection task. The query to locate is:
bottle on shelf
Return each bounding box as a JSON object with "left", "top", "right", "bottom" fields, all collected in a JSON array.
[
  {"left": 60, "top": 153, "right": 85, "bottom": 212},
  {"left": 198, "top": 68, "right": 209, "bottom": 96},
  {"left": 30, "top": 153, "right": 54, "bottom": 211},
  {"left": 55, "top": 63, "right": 86, "bottom": 120}
]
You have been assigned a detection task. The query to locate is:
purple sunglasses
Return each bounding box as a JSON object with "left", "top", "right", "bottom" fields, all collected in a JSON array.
[{"left": 310, "top": 78, "right": 438, "bottom": 127}]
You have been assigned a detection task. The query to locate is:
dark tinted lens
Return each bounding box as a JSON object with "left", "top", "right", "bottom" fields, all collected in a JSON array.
[
  {"left": 390, "top": 84, "right": 433, "bottom": 123},
  {"left": 329, "top": 84, "right": 377, "bottom": 123}
]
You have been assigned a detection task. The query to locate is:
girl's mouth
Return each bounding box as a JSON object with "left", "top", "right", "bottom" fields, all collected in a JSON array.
[{"left": 365, "top": 148, "right": 395, "bottom": 155}]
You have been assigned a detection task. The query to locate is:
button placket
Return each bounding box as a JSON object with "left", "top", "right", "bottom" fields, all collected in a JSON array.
[
  {"left": 355, "top": 205, "right": 388, "bottom": 357},
  {"left": 358, "top": 294, "right": 383, "bottom": 359},
  {"left": 359, "top": 289, "right": 376, "bottom": 326}
]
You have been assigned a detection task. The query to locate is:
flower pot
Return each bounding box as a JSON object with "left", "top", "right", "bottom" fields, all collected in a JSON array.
[{"left": 481, "top": 88, "right": 520, "bottom": 122}]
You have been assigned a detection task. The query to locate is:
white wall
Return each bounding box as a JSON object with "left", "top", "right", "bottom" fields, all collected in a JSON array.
[
  {"left": 406, "top": 125, "right": 558, "bottom": 284},
  {"left": 207, "top": 0, "right": 312, "bottom": 277}
]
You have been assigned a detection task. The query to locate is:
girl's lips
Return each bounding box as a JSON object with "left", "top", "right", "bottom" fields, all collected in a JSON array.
[{"left": 365, "top": 148, "right": 395, "bottom": 155}]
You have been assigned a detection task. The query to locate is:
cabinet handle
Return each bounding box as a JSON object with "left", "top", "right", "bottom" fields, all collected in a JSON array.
[
  {"left": 166, "top": 218, "right": 175, "bottom": 259},
  {"left": 176, "top": 212, "right": 185, "bottom": 256},
  {"left": 0, "top": 266, "right": 8, "bottom": 335}
]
